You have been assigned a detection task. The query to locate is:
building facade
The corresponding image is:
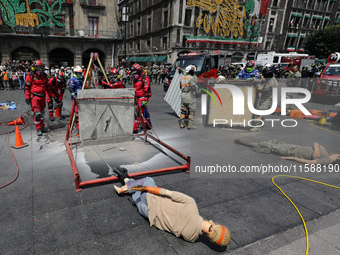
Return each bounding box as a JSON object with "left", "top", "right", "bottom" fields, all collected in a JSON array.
[
  {"left": 0, "top": 0, "right": 121, "bottom": 67},
  {"left": 118, "top": 0, "right": 340, "bottom": 65},
  {"left": 260, "top": 0, "right": 340, "bottom": 53}
]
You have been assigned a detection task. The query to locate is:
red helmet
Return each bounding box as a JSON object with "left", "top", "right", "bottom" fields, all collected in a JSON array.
[
  {"left": 110, "top": 68, "right": 118, "bottom": 75},
  {"left": 34, "top": 59, "right": 43, "bottom": 67},
  {"left": 33, "top": 59, "right": 44, "bottom": 74},
  {"left": 57, "top": 71, "right": 65, "bottom": 82}
]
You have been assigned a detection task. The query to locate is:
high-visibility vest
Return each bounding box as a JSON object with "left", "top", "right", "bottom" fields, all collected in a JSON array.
[{"left": 1, "top": 71, "right": 8, "bottom": 80}]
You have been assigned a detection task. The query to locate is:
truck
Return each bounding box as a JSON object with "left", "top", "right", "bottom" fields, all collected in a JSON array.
[
  {"left": 256, "top": 51, "right": 315, "bottom": 70},
  {"left": 163, "top": 51, "right": 230, "bottom": 92}
]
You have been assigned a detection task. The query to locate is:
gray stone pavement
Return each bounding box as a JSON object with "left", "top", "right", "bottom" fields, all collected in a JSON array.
[{"left": 1, "top": 82, "right": 340, "bottom": 255}]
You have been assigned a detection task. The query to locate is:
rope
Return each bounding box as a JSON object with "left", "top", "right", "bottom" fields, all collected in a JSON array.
[{"left": 272, "top": 175, "right": 340, "bottom": 255}]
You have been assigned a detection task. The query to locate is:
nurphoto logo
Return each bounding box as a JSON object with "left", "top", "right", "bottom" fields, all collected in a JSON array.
[{"left": 201, "top": 83, "right": 312, "bottom": 128}]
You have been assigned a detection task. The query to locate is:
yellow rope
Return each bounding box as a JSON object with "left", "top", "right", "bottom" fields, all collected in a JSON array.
[
  {"left": 309, "top": 123, "right": 340, "bottom": 137},
  {"left": 272, "top": 175, "right": 340, "bottom": 255}
]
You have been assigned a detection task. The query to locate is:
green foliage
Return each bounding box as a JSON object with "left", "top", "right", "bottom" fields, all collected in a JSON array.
[{"left": 304, "top": 25, "right": 340, "bottom": 58}]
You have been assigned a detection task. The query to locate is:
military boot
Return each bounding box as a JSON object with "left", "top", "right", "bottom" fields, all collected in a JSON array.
[
  {"left": 234, "top": 139, "right": 255, "bottom": 148},
  {"left": 180, "top": 119, "right": 186, "bottom": 129},
  {"left": 249, "top": 118, "right": 262, "bottom": 132},
  {"left": 187, "top": 122, "right": 197, "bottom": 130}
]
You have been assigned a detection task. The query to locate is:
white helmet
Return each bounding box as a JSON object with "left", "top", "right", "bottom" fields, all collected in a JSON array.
[
  {"left": 216, "top": 75, "right": 226, "bottom": 82},
  {"left": 185, "top": 65, "right": 196, "bottom": 73},
  {"left": 74, "top": 66, "right": 82, "bottom": 72}
]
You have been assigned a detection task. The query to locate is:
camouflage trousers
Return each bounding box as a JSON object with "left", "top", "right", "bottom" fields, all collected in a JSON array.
[
  {"left": 180, "top": 102, "right": 196, "bottom": 124},
  {"left": 252, "top": 140, "right": 296, "bottom": 156}
]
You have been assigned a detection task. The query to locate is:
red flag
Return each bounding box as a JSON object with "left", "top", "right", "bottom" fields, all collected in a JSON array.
[{"left": 260, "top": 0, "right": 270, "bottom": 17}]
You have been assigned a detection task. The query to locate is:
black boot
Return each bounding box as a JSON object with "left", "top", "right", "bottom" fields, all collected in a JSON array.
[{"left": 112, "top": 167, "right": 129, "bottom": 183}]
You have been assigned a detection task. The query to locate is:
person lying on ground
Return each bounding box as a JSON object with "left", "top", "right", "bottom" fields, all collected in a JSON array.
[
  {"left": 112, "top": 167, "right": 231, "bottom": 246},
  {"left": 234, "top": 139, "right": 340, "bottom": 165}
]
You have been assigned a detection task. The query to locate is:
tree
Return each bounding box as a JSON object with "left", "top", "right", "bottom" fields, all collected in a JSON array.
[{"left": 304, "top": 25, "right": 340, "bottom": 58}]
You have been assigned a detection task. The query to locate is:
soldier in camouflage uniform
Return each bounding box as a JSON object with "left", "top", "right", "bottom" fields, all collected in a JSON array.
[
  {"left": 179, "top": 65, "right": 198, "bottom": 130},
  {"left": 234, "top": 139, "right": 340, "bottom": 165},
  {"left": 285, "top": 65, "right": 301, "bottom": 110},
  {"left": 250, "top": 67, "right": 278, "bottom": 132}
]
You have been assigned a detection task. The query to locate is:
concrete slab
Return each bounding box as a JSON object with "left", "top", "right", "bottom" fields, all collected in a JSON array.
[{"left": 77, "top": 89, "right": 135, "bottom": 146}]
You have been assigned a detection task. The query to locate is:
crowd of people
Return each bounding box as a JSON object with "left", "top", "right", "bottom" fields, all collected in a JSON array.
[
  {"left": 0, "top": 58, "right": 330, "bottom": 136},
  {"left": 0, "top": 58, "right": 161, "bottom": 136}
]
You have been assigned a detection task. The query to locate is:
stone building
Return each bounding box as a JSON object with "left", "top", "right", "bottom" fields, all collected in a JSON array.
[
  {"left": 0, "top": 0, "right": 121, "bottom": 68},
  {"left": 118, "top": 0, "right": 340, "bottom": 65}
]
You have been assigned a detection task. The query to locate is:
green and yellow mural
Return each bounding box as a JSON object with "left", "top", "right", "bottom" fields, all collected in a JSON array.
[
  {"left": 187, "top": 0, "right": 246, "bottom": 38},
  {"left": 186, "top": 0, "right": 269, "bottom": 44},
  {"left": 0, "top": 0, "right": 66, "bottom": 28}
]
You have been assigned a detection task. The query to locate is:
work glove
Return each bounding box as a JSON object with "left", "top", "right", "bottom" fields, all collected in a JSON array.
[
  {"left": 71, "top": 92, "right": 75, "bottom": 97},
  {"left": 130, "top": 185, "right": 166, "bottom": 196},
  {"left": 25, "top": 98, "right": 31, "bottom": 105}
]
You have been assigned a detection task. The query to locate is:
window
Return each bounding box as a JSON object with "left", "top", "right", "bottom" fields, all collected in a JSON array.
[
  {"left": 268, "top": 18, "right": 275, "bottom": 32},
  {"left": 178, "top": 0, "right": 183, "bottom": 23},
  {"left": 303, "top": 17, "right": 310, "bottom": 28},
  {"left": 15, "top": 25, "right": 29, "bottom": 34},
  {"left": 137, "top": 0, "right": 141, "bottom": 12},
  {"left": 54, "top": 15, "right": 65, "bottom": 35},
  {"left": 184, "top": 9, "right": 192, "bottom": 26},
  {"left": 88, "top": 17, "right": 99, "bottom": 37},
  {"left": 137, "top": 22, "right": 140, "bottom": 35},
  {"left": 163, "top": 10, "right": 168, "bottom": 27},
  {"left": 265, "top": 38, "right": 272, "bottom": 50},
  {"left": 147, "top": 39, "right": 151, "bottom": 51},
  {"left": 87, "top": 0, "right": 98, "bottom": 5},
  {"left": 147, "top": 18, "right": 151, "bottom": 32},
  {"left": 272, "top": 0, "right": 279, "bottom": 7},
  {"left": 177, "top": 29, "right": 181, "bottom": 43},
  {"left": 163, "top": 36, "right": 167, "bottom": 50}
]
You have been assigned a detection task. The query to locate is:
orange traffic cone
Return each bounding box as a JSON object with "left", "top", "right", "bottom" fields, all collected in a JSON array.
[
  {"left": 8, "top": 116, "right": 25, "bottom": 126},
  {"left": 55, "top": 107, "right": 61, "bottom": 118},
  {"left": 12, "top": 126, "right": 28, "bottom": 149}
]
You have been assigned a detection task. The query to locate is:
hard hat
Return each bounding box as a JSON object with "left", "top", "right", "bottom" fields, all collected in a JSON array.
[
  {"left": 132, "top": 63, "right": 142, "bottom": 71},
  {"left": 34, "top": 59, "right": 43, "bottom": 67},
  {"left": 185, "top": 65, "right": 196, "bottom": 73},
  {"left": 57, "top": 72, "right": 65, "bottom": 82},
  {"left": 216, "top": 75, "right": 226, "bottom": 82},
  {"left": 110, "top": 68, "right": 118, "bottom": 75},
  {"left": 74, "top": 66, "right": 82, "bottom": 72}
]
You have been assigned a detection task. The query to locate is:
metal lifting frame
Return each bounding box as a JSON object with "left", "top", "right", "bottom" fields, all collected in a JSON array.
[{"left": 65, "top": 96, "right": 191, "bottom": 192}]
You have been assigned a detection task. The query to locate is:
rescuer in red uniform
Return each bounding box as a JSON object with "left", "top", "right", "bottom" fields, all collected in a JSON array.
[
  {"left": 47, "top": 71, "right": 65, "bottom": 121},
  {"left": 102, "top": 68, "right": 124, "bottom": 89},
  {"left": 25, "top": 60, "right": 51, "bottom": 136},
  {"left": 131, "top": 63, "right": 152, "bottom": 133}
]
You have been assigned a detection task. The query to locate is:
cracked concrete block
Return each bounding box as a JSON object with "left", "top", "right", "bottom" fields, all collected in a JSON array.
[{"left": 77, "top": 89, "right": 135, "bottom": 146}]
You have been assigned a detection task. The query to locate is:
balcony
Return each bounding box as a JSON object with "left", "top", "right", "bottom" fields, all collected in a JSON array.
[
  {"left": 0, "top": 26, "right": 123, "bottom": 40},
  {"left": 80, "top": 0, "right": 105, "bottom": 9}
]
